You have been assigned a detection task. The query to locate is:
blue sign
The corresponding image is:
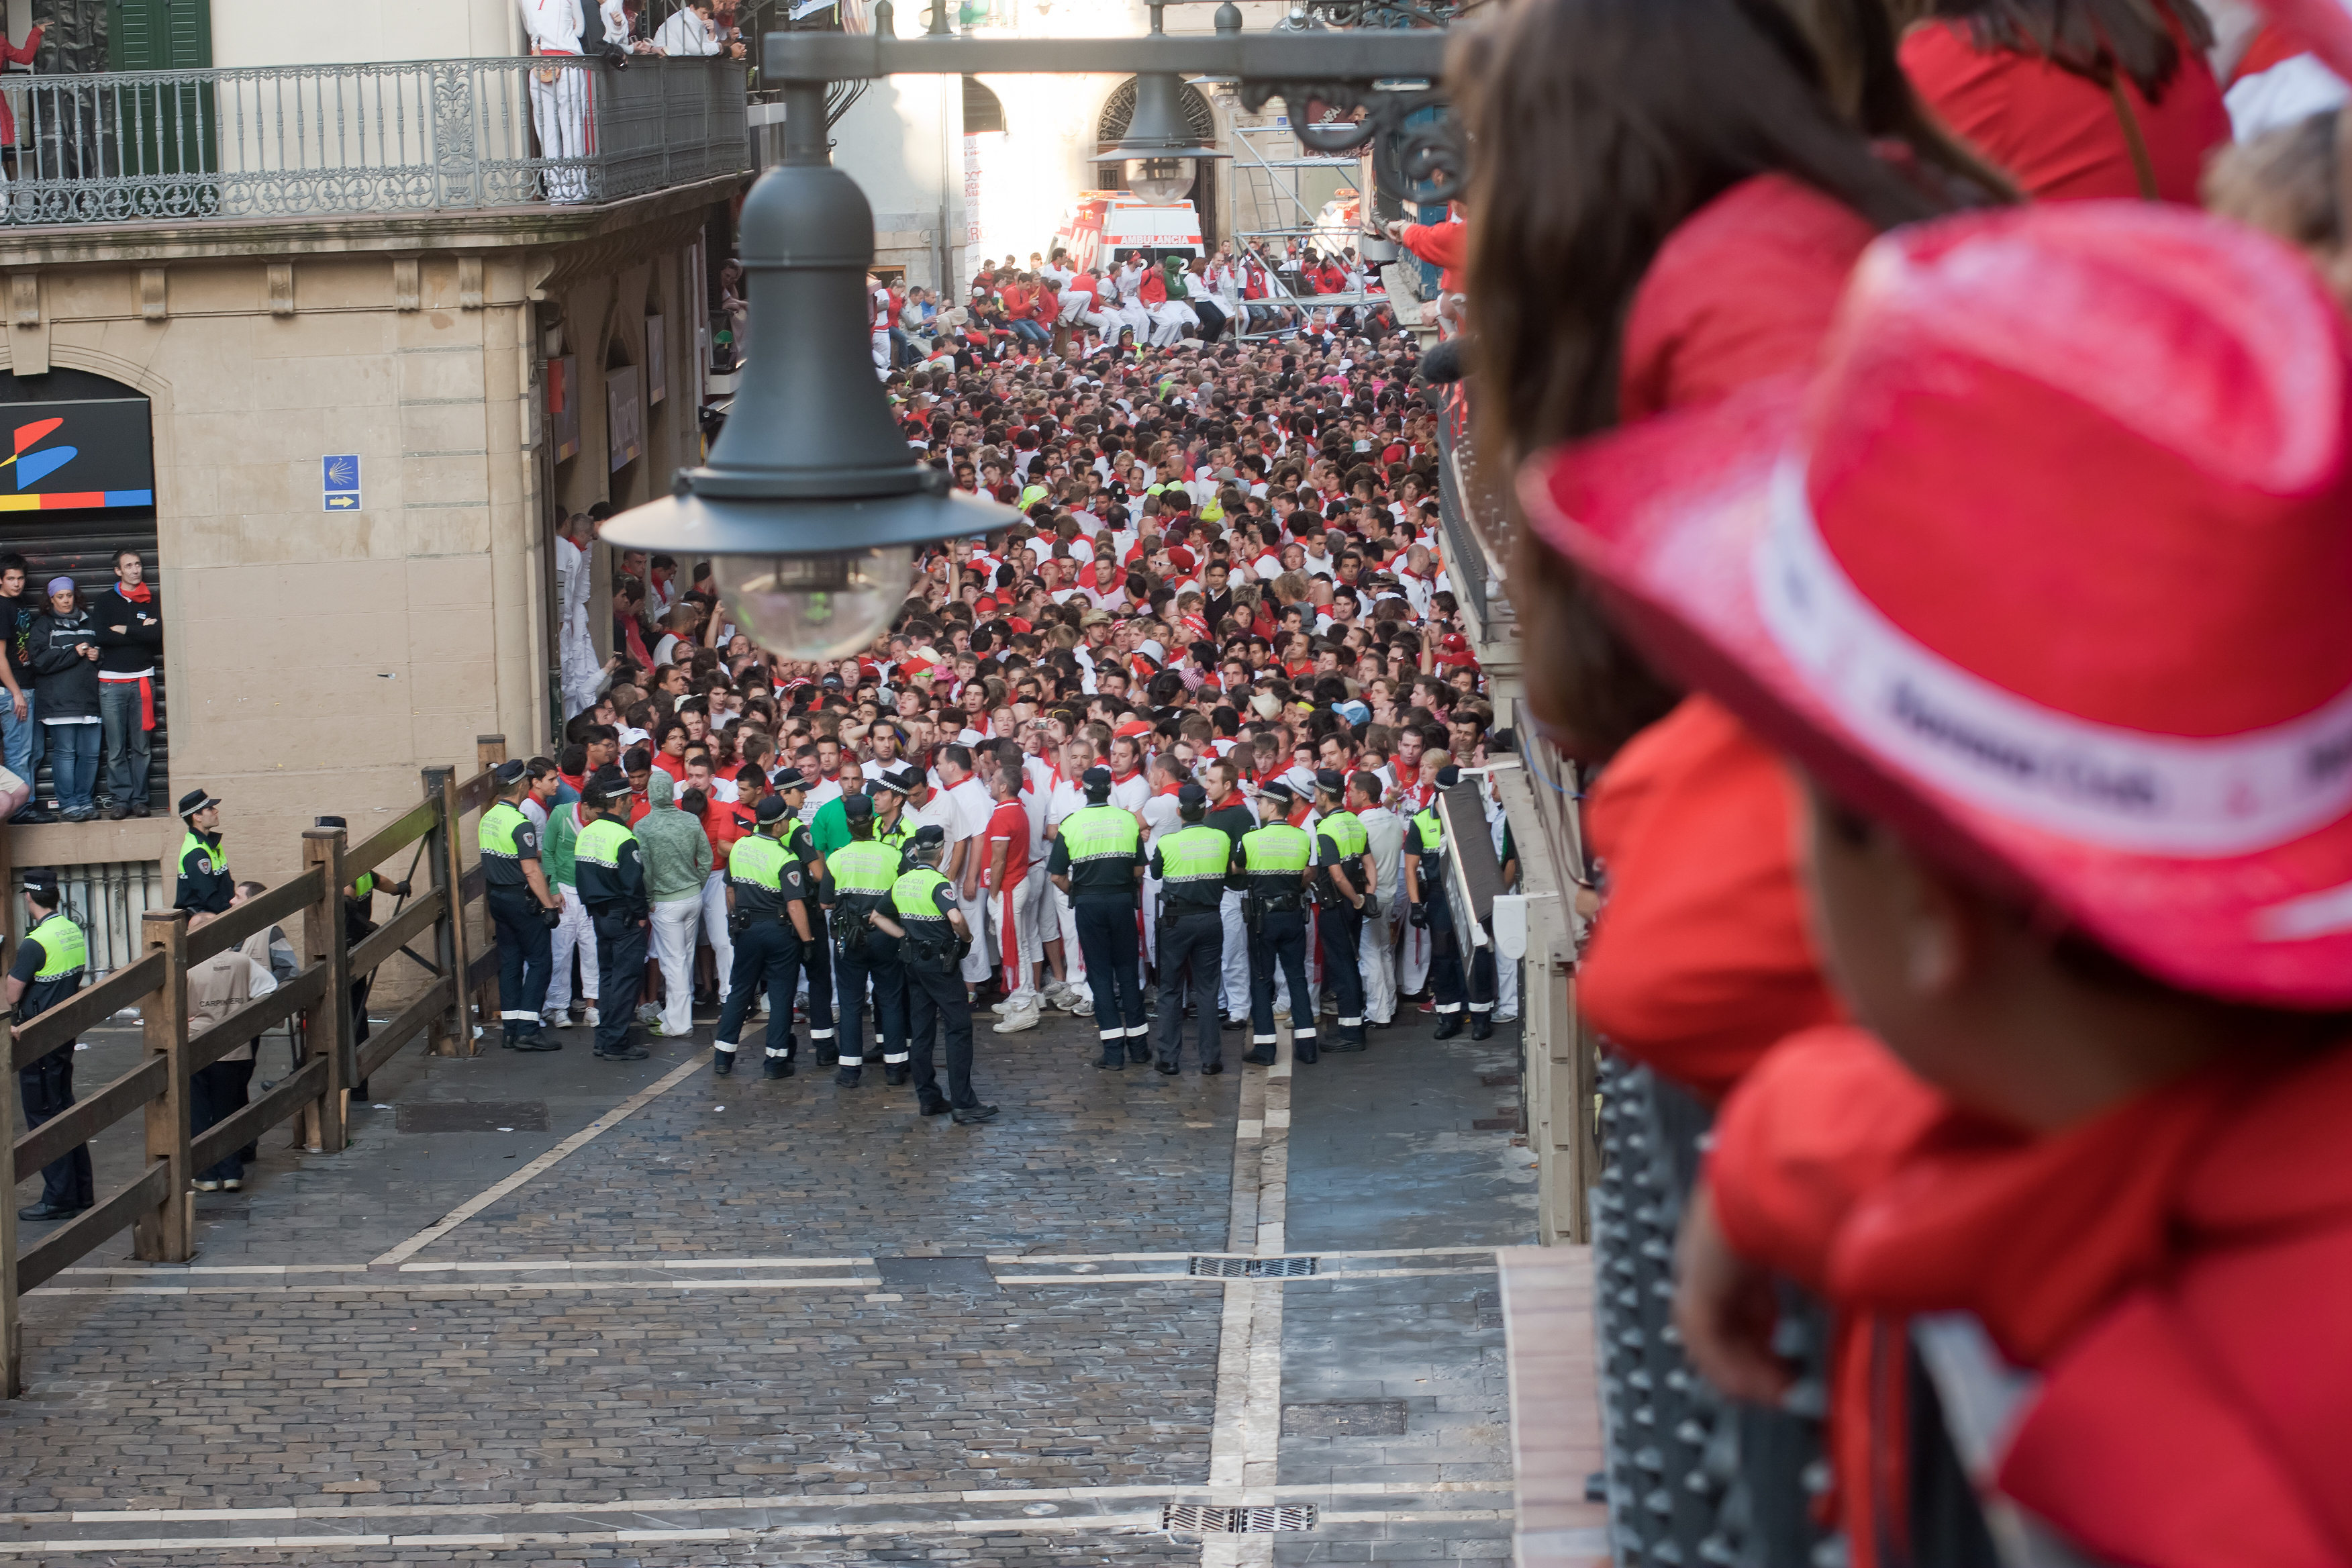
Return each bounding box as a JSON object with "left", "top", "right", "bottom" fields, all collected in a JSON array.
[{"left": 324, "top": 454, "right": 360, "bottom": 513}]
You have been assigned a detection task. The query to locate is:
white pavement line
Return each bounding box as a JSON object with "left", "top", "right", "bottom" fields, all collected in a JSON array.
[
  {"left": 2, "top": 1479, "right": 1514, "bottom": 1530},
  {"left": 396, "top": 1255, "right": 872, "bottom": 1272},
  {"left": 32, "top": 1267, "right": 1493, "bottom": 1299},
  {"left": 984, "top": 1246, "right": 1501, "bottom": 1263},
  {"left": 369, "top": 1055, "right": 707, "bottom": 1267},
  {"left": 1204, "top": 1026, "right": 1297, "bottom": 1568},
  {"left": 0, "top": 1516, "right": 1179, "bottom": 1556}
]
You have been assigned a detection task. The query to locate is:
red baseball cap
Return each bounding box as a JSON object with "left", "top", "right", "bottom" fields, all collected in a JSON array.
[
  {"left": 1114, "top": 718, "right": 1155, "bottom": 739},
  {"left": 1522, "top": 203, "right": 2352, "bottom": 1008}
]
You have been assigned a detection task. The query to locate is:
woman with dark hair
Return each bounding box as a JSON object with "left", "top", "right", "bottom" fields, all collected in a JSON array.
[{"left": 1901, "top": 0, "right": 2229, "bottom": 201}]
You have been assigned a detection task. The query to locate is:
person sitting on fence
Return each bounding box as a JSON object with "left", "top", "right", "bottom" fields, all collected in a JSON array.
[
  {"left": 183, "top": 903, "right": 279, "bottom": 1194},
  {"left": 10, "top": 869, "right": 91, "bottom": 1224}
]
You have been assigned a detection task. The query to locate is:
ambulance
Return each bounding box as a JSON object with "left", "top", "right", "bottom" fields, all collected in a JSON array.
[{"left": 1053, "top": 192, "right": 1206, "bottom": 273}]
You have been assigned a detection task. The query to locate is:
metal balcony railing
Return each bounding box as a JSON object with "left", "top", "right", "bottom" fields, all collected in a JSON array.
[{"left": 0, "top": 56, "right": 746, "bottom": 226}]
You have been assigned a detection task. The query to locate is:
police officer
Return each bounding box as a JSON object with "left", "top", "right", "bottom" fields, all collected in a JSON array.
[
  {"left": 713, "top": 792, "right": 816, "bottom": 1079},
  {"left": 1235, "top": 781, "right": 1315, "bottom": 1067},
  {"left": 821, "top": 792, "right": 910, "bottom": 1087},
  {"left": 870, "top": 765, "right": 918, "bottom": 855},
  {"left": 869, "top": 824, "right": 1001, "bottom": 1124},
  {"left": 175, "top": 787, "right": 232, "bottom": 914},
  {"left": 1046, "top": 765, "right": 1148, "bottom": 1069},
  {"left": 481, "top": 759, "right": 565, "bottom": 1051},
  {"left": 774, "top": 767, "right": 840, "bottom": 1067},
  {"left": 1409, "top": 765, "right": 1496, "bottom": 1040},
  {"left": 573, "top": 765, "right": 652, "bottom": 1061},
  {"left": 1150, "top": 783, "right": 1231, "bottom": 1075},
  {"left": 1311, "top": 769, "right": 1373, "bottom": 1052},
  {"left": 9, "top": 870, "right": 92, "bottom": 1221}
]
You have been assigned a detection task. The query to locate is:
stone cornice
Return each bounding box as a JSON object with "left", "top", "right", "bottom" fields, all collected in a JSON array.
[{"left": 0, "top": 173, "right": 748, "bottom": 270}]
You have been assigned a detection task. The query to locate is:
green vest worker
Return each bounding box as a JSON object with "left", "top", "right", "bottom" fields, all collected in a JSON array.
[
  {"left": 713, "top": 793, "right": 817, "bottom": 1079},
  {"left": 1408, "top": 765, "right": 1495, "bottom": 1040},
  {"left": 769, "top": 767, "right": 838, "bottom": 1063},
  {"left": 1148, "top": 783, "right": 1233, "bottom": 1074},
  {"left": 174, "top": 787, "right": 232, "bottom": 914},
  {"left": 1312, "top": 769, "right": 1373, "bottom": 1052},
  {"left": 819, "top": 791, "right": 911, "bottom": 1089},
  {"left": 573, "top": 764, "right": 651, "bottom": 1061},
  {"left": 1046, "top": 766, "right": 1149, "bottom": 1067},
  {"left": 1235, "top": 781, "right": 1315, "bottom": 1066},
  {"left": 479, "top": 758, "right": 565, "bottom": 1051},
  {"left": 8, "top": 871, "right": 92, "bottom": 1220},
  {"left": 867, "top": 824, "right": 999, "bottom": 1123}
]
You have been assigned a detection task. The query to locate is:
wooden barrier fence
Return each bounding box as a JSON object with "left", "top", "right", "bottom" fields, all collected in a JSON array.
[{"left": 0, "top": 736, "right": 511, "bottom": 1395}]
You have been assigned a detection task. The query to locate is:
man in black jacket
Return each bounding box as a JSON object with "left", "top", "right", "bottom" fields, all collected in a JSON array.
[
  {"left": 93, "top": 548, "right": 162, "bottom": 820},
  {"left": 26, "top": 577, "right": 100, "bottom": 820}
]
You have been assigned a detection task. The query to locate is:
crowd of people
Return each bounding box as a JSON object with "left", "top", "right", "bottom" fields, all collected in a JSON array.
[
  {"left": 527, "top": 323, "right": 1517, "bottom": 1114},
  {"left": 0, "top": 548, "right": 164, "bottom": 824},
  {"left": 875, "top": 240, "right": 1391, "bottom": 370},
  {"left": 1424, "top": 0, "right": 2352, "bottom": 1555}
]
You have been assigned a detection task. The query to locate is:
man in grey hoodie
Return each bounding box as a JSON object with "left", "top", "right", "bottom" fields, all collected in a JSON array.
[{"left": 636, "top": 770, "right": 711, "bottom": 1038}]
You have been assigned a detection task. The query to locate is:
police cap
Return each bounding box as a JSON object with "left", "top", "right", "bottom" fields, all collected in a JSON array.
[
  {"left": 912, "top": 824, "right": 947, "bottom": 849},
  {"left": 1314, "top": 768, "right": 1346, "bottom": 794},
  {"left": 492, "top": 758, "right": 528, "bottom": 786},
  {"left": 1436, "top": 765, "right": 1461, "bottom": 789},
  {"left": 1259, "top": 780, "right": 1296, "bottom": 803},
  {"left": 754, "top": 793, "right": 790, "bottom": 823},
  {"left": 1177, "top": 782, "right": 1207, "bottom": 807},
  {"left": 1082, "top": 765, "right": 1113, "bottom": 797},
  {"left": 771, "top": 767, "right": 807, "bottom": 791},
  {"left": 177, "top": 787, "right": 221, "bottom": 818},
  {"left": 587, "top": 765, "right": 632, "bottom": 796},
  {"left": 842, "top": 792, "right": 875, "bottom": 821},
  {"left": 870, "top": 767, "right": 914, "bottom": 796}
]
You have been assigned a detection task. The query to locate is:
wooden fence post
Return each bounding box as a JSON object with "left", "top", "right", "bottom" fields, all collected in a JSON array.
[
  {"left": 471, "top": 736, "right": 507, "bottom": 1042},
  {"left": 423, "top": 767, "right": 464, "bottom": 1057},
  {"left": 0, "top": 1013, "right": 19, "bottom": 1398},
  {"left": 132, "top": 909, "right": 191, "bottom": 1265},
  {"left": 301, "top": 829, "right": 349, "bottom": 1156}
]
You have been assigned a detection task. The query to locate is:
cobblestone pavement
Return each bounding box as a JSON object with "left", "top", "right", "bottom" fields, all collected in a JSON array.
[{"left": 0, "top": 993, "right": 1554, "bottom": 1565}]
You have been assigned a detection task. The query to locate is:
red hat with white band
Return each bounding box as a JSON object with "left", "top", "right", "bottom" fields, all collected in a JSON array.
[{"left": 1520, "top": 203, "right": 2352, "bottom": 1008}]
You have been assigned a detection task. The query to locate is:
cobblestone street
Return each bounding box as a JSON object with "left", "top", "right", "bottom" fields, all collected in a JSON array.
[{"left": 0, "top": 999, "right": 1580, "bottom": 1565}]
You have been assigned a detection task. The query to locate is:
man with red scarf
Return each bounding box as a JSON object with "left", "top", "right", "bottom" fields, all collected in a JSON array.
[{"left": 93, "top": 548, "right": 162, "bottom": 820}]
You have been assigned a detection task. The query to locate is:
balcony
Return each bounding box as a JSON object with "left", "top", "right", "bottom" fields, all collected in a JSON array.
[{"left": 0, "top": 57, "right": 746, "bottom": 228}]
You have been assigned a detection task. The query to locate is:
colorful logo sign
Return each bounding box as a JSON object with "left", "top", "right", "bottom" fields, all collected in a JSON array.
[{"left": 0, "top": 399, "right": 154, "bottom": 511}]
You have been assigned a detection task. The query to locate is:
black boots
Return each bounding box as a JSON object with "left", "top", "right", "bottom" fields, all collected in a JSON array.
[
  {"left": 714, "top": 1048, "right": 736, "bottom": 1077},
  {"left": 1471, "top": 1012, "right": 1495, "bottom": 1041},
  {"left": 765, "top": 1054, "right": 795, "bottom": 1079},
  {"left": 1434, "top": 1013, "right": 1465, "bottom": 1040}
]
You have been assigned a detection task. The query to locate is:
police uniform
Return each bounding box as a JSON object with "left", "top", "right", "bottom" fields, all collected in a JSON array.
[
  {"left": 480, "top": 766, "right": 558, "bottom": 1050},
  {"left": 1409, "top": 771, "right": 1495, "bottom": 1039},
  {"left": 779, "top": 782, "right": 840, "bottom": 1063},
  {"left": 1312, "top": 773, "right": 1372, "bottom": 1052},
  {"left": 1046, "top": 769, "right": 1148, "bottom": 1066},
  {"left": 821, "top": 796, "right": 910, "bottom": 1087},
  {"left": 174, "top": 787, "right": 232, "bottom": 914},
  {"left": 11, "top": 889, "right": 92, "bottom": 1218},
  {"left": 891, "top": 832, "right": 996, "bottom": 1121},
  {"left": 1235, "top": 785, "right": 1316, "bottom": 1066},
  {"left": 573, "top": 767, "right": 651, "bottom": 1059},
  {"left": 1148, "top": 787, "right": 1231, "bottom": 1073},
  {"left": 714, "top": 797, "right": 812, "bottom": 1077}
]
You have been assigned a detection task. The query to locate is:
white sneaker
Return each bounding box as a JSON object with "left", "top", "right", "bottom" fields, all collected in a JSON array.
[
  {"left": 992, "top": 1006, "right": 1041, "bottom": 1034},
  {"left": 1274, "top": 1006, "right": 1291, "bottom": 1022},
  {"left": 636, "top": 1003, "right": 661, "bottom": 1026},
  {"left": 585, "top": 1007, "right": 601, "bottom": 1028},
  {"left": 540, "top": 1010, "right": 567, "bottom": 1030},
  {"left": 991, "top": 995, "right": 1024, "bottom": 1015},
  {"left": 1070, "top": 994, "right": 1094, "bottom": 1017}
]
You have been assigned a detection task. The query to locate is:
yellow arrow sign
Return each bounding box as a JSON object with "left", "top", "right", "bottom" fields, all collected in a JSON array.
[{"left": 325, "top": 495, "right": 358, "bottom": 509}]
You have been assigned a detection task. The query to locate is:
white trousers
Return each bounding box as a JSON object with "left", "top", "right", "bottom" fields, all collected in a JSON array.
[
  {"left": 528, "top": 66, "right": 589, "bottom": 203},
  {"left": 1361, "top": 902, "right": 1399, "bottom": 1025},
  {"left": 1113, "top": 301, "right": 1151, "bottom": 342},
  {"left": 699, "top": 871, "right": 733, "bottom": 999},
  {"left": 651, "top": 897, "right": 701, "bottom": 1034},
  {"left": 546, "top": 882, "right": 597, "bottom": 1010},
  {"left": 1142, "top": 873, "right": 1162, "bottom": 968},
  {"left": 1220, "top": 889, "right": 1250, "bottom": 1020},
  {"left": 1053, "top": 881, "right": 1087, "bottom": 985},
  {"left": 1019, "top": 865, "right": 1050, "bottom": 973},
  {"left": 873, "top": 327, "right": 891, "bottom": 375},
  {"left": 957, "top": 886, "right": 993, "bottom": 983},
  {"left": 1497, "top": 949, "right": 1521, "bottom": 1022},
  {"left": 1148, "top": 302, "right": 1195, "bottom": 346},
  {"left": 991, "top": 875, "right": 1037, "bottom": 1005},
  {"left": 1399, "top": 913, "right": 1432, "bottom": 997}
]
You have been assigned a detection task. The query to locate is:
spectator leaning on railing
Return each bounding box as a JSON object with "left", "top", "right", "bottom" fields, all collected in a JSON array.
[
  {"left": 93, "top": 547, "right": 161, "bottom": 820},
  {"left": 518, "top": 0, "right": 590, "bottom": 202}
]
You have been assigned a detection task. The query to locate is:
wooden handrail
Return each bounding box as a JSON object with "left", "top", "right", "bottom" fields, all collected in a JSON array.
[
  {"left": 183, "top": 965, "right": 328, "bottom": 1077},
  {"left": 358, "top": 976, "right": 453, "bottom": 1082},
  {"left": 14, "top": 1056, "right": 166, "bottom": 1183},
  {"left": 454, "top": 767, "right": 501, "bottom": 818},
  {"left": 190, "top": 1058, "right": 326, "bottom": 1174},
  {"left": 11, "top": 952, "right": 167, "bottom": 1069},
  {"left": 347, "top": 887, "right": 444, "bottom": 982},
  {"left": 184, "top": 869, "right": 324, "bottom": 966},
  {"left": 344, "top": 799, "right": 438, "bottom": 882},
  {"left": 17, "top": 1162, "right": 168, "bottom": 1295}
]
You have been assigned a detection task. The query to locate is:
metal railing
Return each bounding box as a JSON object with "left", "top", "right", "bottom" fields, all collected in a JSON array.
[{"left": 0, "top": 57, "right": 746, "bottom": 226}]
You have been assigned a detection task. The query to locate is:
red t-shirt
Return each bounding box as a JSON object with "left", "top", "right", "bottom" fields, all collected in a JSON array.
[
  {"left": 1900, "top": 19, "right": 2228, "bottom": 203},
  {"left": 651, "top": 750, "right": 689, "bottom": 781},
  {"left": 700, "top": 799, "right": 748, "bottom": 871},
  {"left": 985, "top": 799, "right": 1030, "bottom": 887}
]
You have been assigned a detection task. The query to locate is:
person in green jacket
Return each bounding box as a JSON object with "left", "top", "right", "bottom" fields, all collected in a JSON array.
[{"left": 636, "top": 770, "right": 711, "bottom": 1038}]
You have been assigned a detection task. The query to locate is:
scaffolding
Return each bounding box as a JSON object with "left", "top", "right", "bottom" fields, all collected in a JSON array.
[{"left": 1224, "top": 117, "right": 1388, "bottom": 339}]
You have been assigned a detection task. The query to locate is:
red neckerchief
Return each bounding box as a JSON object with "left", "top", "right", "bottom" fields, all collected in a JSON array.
[
  {"left": 117, "top": 583, "right": 152, "bottom": 604},
  {"left": 1110, "top": 767, "right": 1140, "bottom": 785},
  {"left": 1153, "top": 778, "right": 1183, "bottom": 797}
]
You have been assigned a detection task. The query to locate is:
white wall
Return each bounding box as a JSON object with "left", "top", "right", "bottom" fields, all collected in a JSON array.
[
  {"left": 212, "top": 0, "right": 519, "bottom": 68},
  {"left": 832, "top": 74, "right": 963, "bottom": 291}
]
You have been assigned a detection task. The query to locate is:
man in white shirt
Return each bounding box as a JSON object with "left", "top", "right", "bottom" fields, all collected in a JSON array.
[
  {"left": 1042, "top": 739, "right": 1096, "bottom": 1008},
  {"left": 519, "top": 0, "right": 589, "bottom": 202},
  {"left": 937, "top": 744, "right": 997, "bottom": 995},
  {"left": 1138, "top": 750, "right": 1187, "bottom": 970},
  {"left": 651, "top": 0, "right": 723, "bottom": 54},
  {"left": 1351, "top": 771, "right": 1405, "bottom": 1029}
]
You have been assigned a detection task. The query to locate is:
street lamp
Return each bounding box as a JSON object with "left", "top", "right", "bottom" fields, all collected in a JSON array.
[
  {"left": 601, "top": 82, "right": 1016, "bottom": 659},
  {"left": 1097, "top": 3, "right": 1232, "bottom": 205}
]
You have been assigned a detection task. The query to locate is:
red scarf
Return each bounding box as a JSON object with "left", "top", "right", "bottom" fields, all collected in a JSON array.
[
  {"left": 1110, "top": 767, "right": 1140, "bottom": 785},
  {"left": 117, "top": 583, "right": 152, "bottom": 604}
]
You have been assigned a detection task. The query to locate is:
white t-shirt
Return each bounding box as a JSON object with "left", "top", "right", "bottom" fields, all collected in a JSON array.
[
  {"left": 944, "top": 777, "right": 993, "bottom": 883},
  {"left": 1141, "top": 791, "right": 1184, "bottom": 852}
]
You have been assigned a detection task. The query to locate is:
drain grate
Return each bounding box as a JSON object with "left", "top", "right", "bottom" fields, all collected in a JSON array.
[
  {"left": 1187, "top": 1255, "right": 1318, "bottom": 1278},
  {"left": 1162, "top": 1504, "right": 1318, "bottom": 1533},
  {"left": 395, "top": 1100, "right": 550, "bottom": 1134}
]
